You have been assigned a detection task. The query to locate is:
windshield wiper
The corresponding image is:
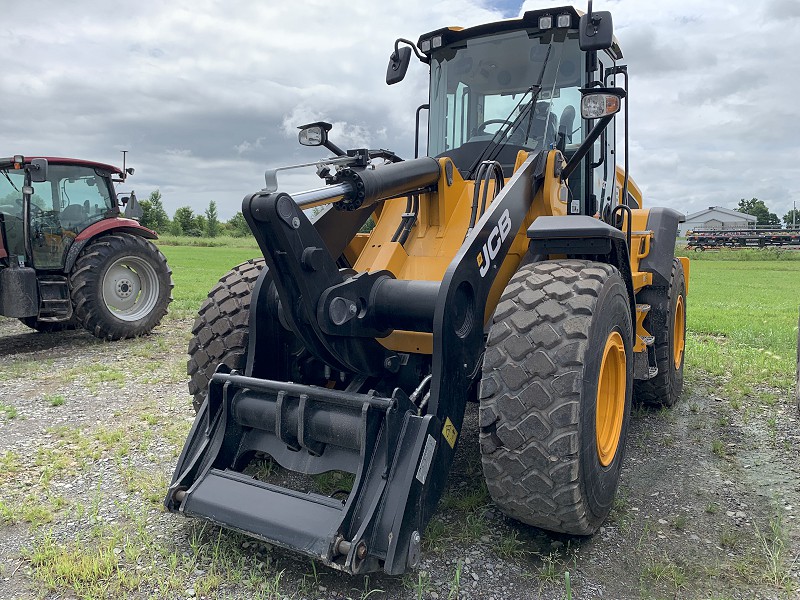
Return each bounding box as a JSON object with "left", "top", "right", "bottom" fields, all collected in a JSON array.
[
  {"left": 466, "top": 43, "right": 553, "bottom": 179},
  {"left": 1, "top": 169, "right": 20, "bottom": 193}
]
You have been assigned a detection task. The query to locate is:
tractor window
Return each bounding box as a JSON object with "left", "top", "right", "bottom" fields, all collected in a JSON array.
[{"left": 427, "top": 29, "right": 584, "bottom": 177}]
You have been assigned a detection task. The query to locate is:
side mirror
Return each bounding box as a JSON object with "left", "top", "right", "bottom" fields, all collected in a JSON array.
[
  {"left": 298, "top": 122, "right": 332, "bottom": 147},
  {"left": 579, "top": 10, "right": 614, "bottom": 51},
  {"left": 29, "top": 158, "right": 48, "bottom": 183},
  {"left": 580, "top": 87, "right": 626, "bottom": 119},
  {"left": 386, "top": 46, "right": 411, "bottom": 85}
]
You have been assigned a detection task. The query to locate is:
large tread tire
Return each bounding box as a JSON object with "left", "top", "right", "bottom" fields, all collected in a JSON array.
[
  {"left": 633, "top": 258, "right": 686, "bottom": 407},
  {"left": 479, "top": 259, "right": 633, "bottom": 535},
  {"left": 71, "top": 233, "right": 173, "bottom": 341},
  {"left": 187, "top": 258, "right": 265, "bottom": 412},
  {"left": 19, "top": 316, "right": 79, "bottom": 333}
]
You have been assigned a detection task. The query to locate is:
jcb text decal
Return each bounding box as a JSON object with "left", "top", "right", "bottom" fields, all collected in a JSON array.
[{"left": 477, "top": 209, "right": 512, "bottom": 278}]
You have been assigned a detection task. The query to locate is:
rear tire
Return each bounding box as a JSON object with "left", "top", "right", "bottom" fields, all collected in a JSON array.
[
  {"left": 71, "top": 233, "right": 173, "bottom": 340},
  {"left": 479, "top": 260, "right": 633, "bottom": 535},
  {"left": 187, "top": 259, "right": 265, "bottom": 412},
  {"left": 633, "top": 258, "right": 686, "bottom": 407}
]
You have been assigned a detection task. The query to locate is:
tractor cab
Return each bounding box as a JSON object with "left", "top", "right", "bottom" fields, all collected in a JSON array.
[{"left": 0, "top": 158, "right": 124, "bottom": 270}]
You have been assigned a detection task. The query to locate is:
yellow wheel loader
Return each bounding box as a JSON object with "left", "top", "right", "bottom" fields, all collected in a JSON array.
[{"left": 167, "top": 2, "right": 689, "bottom": 575}]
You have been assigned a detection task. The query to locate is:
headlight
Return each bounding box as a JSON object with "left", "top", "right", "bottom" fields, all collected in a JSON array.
[{"left": 581, "top": 93, "right": 621, "bottom": 119}]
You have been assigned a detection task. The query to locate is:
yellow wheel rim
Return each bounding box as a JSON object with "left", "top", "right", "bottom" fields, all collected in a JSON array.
[
  {"left": 673, "top": 295, "right": 685, "bottom": 369},
  {"left": 596, "top": 331, "right": 626, "bottom": 467}
]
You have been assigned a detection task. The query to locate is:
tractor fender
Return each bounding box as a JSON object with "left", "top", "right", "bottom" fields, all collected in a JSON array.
[
  {"left": 637, "top": 207, "right": 684, "bottom": 288},
  {"left": 65, "top": 219, "right": 158, "bottom": 273}
]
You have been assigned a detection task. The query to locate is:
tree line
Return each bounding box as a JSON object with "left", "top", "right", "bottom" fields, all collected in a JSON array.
[
  {"left": 137, "top": 190, "right": 250, "bottom": 237},
  {"left": 737, "top": 198, "right": 800, "bottom": 229},
  {"left": 136, "top": 189, "right": 800, "bottom": 237}
]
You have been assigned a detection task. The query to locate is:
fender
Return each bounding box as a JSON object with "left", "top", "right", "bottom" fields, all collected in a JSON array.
[
  {"left": 526, "top": 214, "right": 636, "bottom": 321},
  {"left": 638, "top": 207, "right": 684, "bottom": 288},
  {"left": 64, "top": 218, "right": 158, "bottom": 273}
]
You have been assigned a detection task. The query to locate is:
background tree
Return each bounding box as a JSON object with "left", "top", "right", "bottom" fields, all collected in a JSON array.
[
  {"left": 137, "top": 197, "right": 155, "bottom": 229},
  {"left": 172, "top": 206, "right": 203, "bottom": 236},
  {"left": 205, "top": 200, "right": 220, "bottom": 237},
  {"left": 737, "top": 198, "right": 780, "bottom": 227},
  {"left": 145, "top": 190, "right": 170, "bottom": 233},
  {"left": 226, "top": 212, "right": 250, "bottom": 237},
  {"left": 782, "top": 207, "right": 800, "bottom": 229}
]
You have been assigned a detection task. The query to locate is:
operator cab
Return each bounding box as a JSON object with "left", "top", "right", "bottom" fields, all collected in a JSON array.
[{"left": 405, "top": 6, "right": 625, "bottom": 218}]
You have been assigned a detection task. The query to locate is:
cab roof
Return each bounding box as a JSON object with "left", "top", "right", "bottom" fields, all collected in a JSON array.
[
  {"left": 0, "top": 156, "right": 124, "bottom": 176},
  {"left": 418, "top": 6, "right": 622, "bottom": 60}
]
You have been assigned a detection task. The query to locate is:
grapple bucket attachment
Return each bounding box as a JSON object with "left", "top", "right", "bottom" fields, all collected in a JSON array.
[{"left": 166, "top": 370, "right": 439, "bottom": 574}]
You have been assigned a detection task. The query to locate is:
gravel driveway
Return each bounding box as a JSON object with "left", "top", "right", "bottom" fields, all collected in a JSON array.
[{"left": 1, "top": 316, "right": 798, "bottom": 599}]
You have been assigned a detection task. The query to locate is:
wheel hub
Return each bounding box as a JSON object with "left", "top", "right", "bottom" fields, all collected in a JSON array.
[{"left": 116, "top": 279, "right": 133, "bottom": 298}]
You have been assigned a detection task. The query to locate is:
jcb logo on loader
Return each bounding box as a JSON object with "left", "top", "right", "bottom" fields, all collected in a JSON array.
[{"left": 478, "top": 209, "right": 512, "bottom": 278}]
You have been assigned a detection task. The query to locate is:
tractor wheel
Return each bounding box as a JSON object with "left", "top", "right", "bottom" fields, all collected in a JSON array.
[
  {"left": 633, "top": 259, "right": 686, "bottom": 407},
  {"left": 71, "top": 233, "right": 173, "bottom": 341},
  {"left": 187, "top": 258, "right": 265, "bottom": 412},
  {"left": 479, "top": 260, "right": 633, "bottom": 535},
  {"left": 19, "top": 316, "right": 79, "bottom": 333}
]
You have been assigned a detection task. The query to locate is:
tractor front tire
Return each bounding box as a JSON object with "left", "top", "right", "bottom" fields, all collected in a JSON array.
[
  {"left": 187, "top": 258, "right": 265, "bottom": 412},
  {"left": 633, "top": 258, "right": 686, "bottom": 407},
  {"left": 71, "top": 233, "right": 173, "bottom": 341},
  {"left": 479, "top": 260, "right": 633, "bottom": 535}
]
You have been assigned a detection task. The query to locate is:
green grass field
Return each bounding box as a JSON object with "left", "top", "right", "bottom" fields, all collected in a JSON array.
[
  {"left": 680, "top": 257, "right": 800, "bottom": 399},
  {"left": 160, "top": 241, "right": 800, "bottom": 398},
  {"left": 159, "top": 245, "right": 261, "bottom": 317}
]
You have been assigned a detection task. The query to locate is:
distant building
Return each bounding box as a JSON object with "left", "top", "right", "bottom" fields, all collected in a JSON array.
[{"left": 678, "top": 206, "right": 758, "bottom": 236}]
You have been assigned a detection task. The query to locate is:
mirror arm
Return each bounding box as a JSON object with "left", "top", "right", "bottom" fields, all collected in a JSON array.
[
  {"left": 393, "top": 38, "right": 429, "bottom": 64},
  {"left": 324, "top": 140, "right": 347, "bottom": 157},
  {"left": 561, "top": 113, "right": 614, "bottom": 181}
]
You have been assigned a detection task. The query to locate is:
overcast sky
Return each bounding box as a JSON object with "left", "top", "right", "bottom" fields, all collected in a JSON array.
[{"left": 3, "top": 0, "right": 799, "bottom": 221}]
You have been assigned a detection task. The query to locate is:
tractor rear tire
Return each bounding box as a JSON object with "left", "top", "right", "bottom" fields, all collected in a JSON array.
[
  {"left": 633, "top": 258, "right": 686, "bottom": 407},
  {"left": 19, "top": 316, "right": 79, "bottom": 333},
  {"left": 479, "top": 260, "right": 633, "bottom": 535},
  {"left": 71, "top": 233, "right": 173, "bottom": 341},
  {"left": 187, "top": 258, "right": 265, "bottom": 412}
]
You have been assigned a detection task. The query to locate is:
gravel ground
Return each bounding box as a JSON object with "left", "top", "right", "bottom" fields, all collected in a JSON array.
[{"left": 1, "top": 315, "right": 798, "bottom": 600}]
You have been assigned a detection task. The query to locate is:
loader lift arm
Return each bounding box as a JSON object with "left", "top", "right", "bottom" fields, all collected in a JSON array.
[{"left": 166, "top": 152, "right": 550, "bottom": 574}]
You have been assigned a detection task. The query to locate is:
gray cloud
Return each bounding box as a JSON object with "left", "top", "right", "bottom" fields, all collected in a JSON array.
[{"left": 2, "top": 0, "right": 799, "bottom": 223}]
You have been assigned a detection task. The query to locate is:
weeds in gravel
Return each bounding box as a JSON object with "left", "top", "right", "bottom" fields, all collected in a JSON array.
[
  {"left": 45, "top": 393, "right": 65, "bottom": 407},
  {"left": 719, "top": 527, "right": 739, "bottom": 549},
  {"left": 754, "top": 511, "right": 795, "bottom": 591},
  {"left": 448, "top": 560, "right": 463, "bottom": 600},
  {"left": 0, "top": 401, "right": 18, "bottom": 418},
  {"left": 494, "top": 529, "right": 527, "bottom": 560},
  {"left": 711, "top": 439, "right": 726, "bottom": 457},
  {"left": 403, "top": 569, "right": 432, "bottom": 599},
  {"left": 640, "top": 553, "right": 687, "bottom": 594}
]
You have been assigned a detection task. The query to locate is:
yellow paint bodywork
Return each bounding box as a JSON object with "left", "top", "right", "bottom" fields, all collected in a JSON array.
[{"left": 343, "top": 151, "right": 681, "bottom": 357}]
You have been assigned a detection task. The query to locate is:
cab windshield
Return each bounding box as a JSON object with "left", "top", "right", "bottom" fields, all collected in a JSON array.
[
  {"left": 427, "top": 29, "right": 584, "bottom": 176},
  {"left": 0, "top": 164, "right": 117, "bottom": 268}
]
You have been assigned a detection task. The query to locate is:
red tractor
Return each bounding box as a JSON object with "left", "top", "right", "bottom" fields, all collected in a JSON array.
[{"left": 0, "top": 155, "right": 172, "bottom": 340}]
